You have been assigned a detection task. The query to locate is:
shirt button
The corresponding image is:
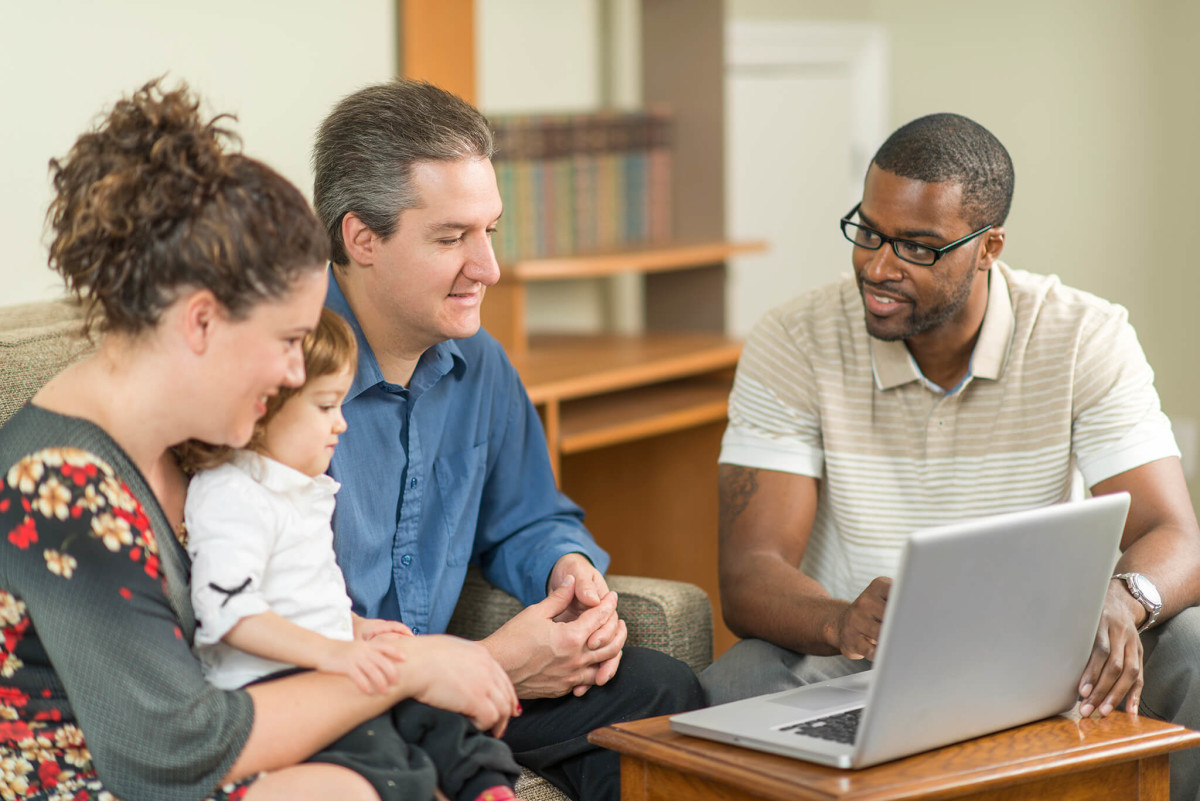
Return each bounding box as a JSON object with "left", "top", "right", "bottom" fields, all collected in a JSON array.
[
  {"left": 411, "top": 626, "right": 420, "bottom": 634},
  {"left": 409, "top": 477, "right": 419, "bottom": 489},
  {"left": 401, "top": 554, "right": 413, "bottom": 566}
]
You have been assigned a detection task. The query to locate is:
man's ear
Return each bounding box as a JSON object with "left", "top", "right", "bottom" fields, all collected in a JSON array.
[
  {"left": 179, "top": 289, "right": 223, "bottom": 355},
  {"left": 342, "top": 212, "right": 380, "bottom": 267},
  {"left": 978, "top": 227, "right": 1006, "bottom": 271}
]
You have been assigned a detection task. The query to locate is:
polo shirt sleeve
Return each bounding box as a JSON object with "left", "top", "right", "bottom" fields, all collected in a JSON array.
[
  {"left": 1071, "top": 304, "right": 1180, "bottom": 487},
  {"left": 472, "top": 357, "right": 610, "bottom": 606},
  {"left": 185, "top": 466, "right": 277, "bottom": 645},
  {"left": 720, "top": 307, "right": 826, "bottom": 478}
]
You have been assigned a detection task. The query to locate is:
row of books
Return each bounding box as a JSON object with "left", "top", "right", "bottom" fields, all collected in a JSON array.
[{"left": 488, "top": 110, "right": 673, "bottom": 265}]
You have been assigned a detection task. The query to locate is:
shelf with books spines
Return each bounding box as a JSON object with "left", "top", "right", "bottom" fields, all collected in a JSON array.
[
  {"left": 489, "top": 109, "right": 674, "bottom": 265},
  {"left": 482, "top": 113, "right": 763, "bottom": 461}
]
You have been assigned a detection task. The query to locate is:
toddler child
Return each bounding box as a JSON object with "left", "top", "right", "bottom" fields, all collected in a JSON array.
[{"left": 183, "top": 307, "right": 522, "bottom": 801}]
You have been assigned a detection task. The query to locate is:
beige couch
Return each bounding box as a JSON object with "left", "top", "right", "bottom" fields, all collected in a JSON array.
[{"left": 0, "top": 298, "right": 714, "bottom": 801}]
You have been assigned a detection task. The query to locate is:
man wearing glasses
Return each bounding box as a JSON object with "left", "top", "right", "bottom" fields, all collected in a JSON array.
[{"left": 703, "top": 113, "right": 1200, "bottom": 800}]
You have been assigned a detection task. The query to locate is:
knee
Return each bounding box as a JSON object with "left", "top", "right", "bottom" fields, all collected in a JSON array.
[
  {"left": 1147, "top": 608, "right": 1200, "bottom": 678},
  {"left": 611, "top": 646, "right": 704, "bottom": 715},
  {"left": 1142, "top": 608, "right": 1200, "bottom": 722},
  {"left": 699, "top": 638, "right": 796, "bottom": 705}
]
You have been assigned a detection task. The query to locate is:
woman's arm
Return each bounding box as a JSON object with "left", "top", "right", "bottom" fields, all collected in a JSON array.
[{"left": 227, "top": 633, "right": 520, "bottom": 782}]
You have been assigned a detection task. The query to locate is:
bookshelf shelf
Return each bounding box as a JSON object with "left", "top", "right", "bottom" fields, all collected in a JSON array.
[
  {"left": 506, "top": 239, "right": 765, "bottom": 282},
  {"left": 558, "top": 375, "right": 732, "bottom": 455},
  {"left": 517, "top": 332, "right": 741, "bottom": 403}
]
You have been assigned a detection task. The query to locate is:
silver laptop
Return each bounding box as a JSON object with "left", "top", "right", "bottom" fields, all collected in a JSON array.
[{"left": 672, "top": 493, "right": 1130, "bottom": 768}]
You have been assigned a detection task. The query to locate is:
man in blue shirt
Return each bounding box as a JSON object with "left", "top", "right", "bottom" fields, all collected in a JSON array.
[{"left": 312, "top": 80, "right": 703, "bottom": 801}]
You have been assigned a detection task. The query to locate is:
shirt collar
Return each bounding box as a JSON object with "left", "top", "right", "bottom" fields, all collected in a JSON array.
[
  {"left": 324, "top": 266, "right": 467, "bottom": 401},
  {"left": 231, "top": 450, "right": 340, "bottom": 496},
  {"left": 870, "top": 264, "right": 1015, "bottom": 392}
]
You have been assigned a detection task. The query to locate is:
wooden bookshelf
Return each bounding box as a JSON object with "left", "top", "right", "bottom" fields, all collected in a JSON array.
[
  {"left": 508, "top": 240, "right": 764, "bottom": 282},
  {"left": 484, "top": 240, "right": 764, "bottom": 362},
  {"left": 513, "top": 332, "right": 742, "bottom": 474}
]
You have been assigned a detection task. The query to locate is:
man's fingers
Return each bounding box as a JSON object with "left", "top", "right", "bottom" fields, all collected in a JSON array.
[
  {"left": 586, "top": 607, "right": 622, "bottom": 649},
  {"left": 538, "top": 576, "right": 578, "bottom": 617},
  {"left": 594, "top": 648, "right": 623, "bottom": 686},
  {"left": 572, "top": 592, "right": 618, "bottom": 634},
  {"left": 575, "top": 573, "right": 603, "bottom": 606}
]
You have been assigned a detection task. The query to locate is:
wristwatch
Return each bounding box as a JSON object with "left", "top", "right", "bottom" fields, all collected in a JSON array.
[{"left": 1112, "top": 572, "right": 1163, "bottom": 633}]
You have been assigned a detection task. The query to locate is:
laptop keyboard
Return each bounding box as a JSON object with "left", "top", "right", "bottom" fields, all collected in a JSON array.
[{"left": 780, "top": 708, "right": 863, "bottom": 744}]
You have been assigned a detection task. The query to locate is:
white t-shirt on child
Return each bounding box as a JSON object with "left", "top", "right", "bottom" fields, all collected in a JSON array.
[{"left": 185, "top": 450, "right": 354, "bottom": 690}]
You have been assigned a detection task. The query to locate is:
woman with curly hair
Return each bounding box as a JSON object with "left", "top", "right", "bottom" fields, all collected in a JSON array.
[{"left": 0, "top": 79, "right": 518, "bottom": 801}]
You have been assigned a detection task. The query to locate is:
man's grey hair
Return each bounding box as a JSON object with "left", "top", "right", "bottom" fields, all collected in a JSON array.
[{"left": 313, "top": 80, "right": 495, "bottom": 266}]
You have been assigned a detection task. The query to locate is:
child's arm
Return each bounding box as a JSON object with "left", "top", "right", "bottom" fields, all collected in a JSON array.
[
  {"left": 352, "top": 612, "right": 414, "bottom": 640},
  {"left": 224, "top": 610, "right": 407, "bottom": 695}
]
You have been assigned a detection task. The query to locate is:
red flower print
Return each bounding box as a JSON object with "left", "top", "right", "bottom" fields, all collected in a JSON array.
[
  {"left": 174, "top": 626, "right": 182, "bottom": 640},
  {"left": 38, "top": 759, "right": 62, "bottom": 787},
  {"left": 0, "top": 686, "right": 29, "bottom": 706},
  {"left": 0, "top": 498, "right": 9, "bottom": 513},
  {"left": 119, "top": 588, "right": 132, "bottom": 600},
  {"left": 144, "top": 553, "right": 160, "bottom": 579},
  {"left": 7, "top": 517, "right": 37, "bottom": 549},
  {"left": 3, "top": 617, "right": 30, "bottom": 654},
  {"left": 0, "top": 719, "right": 31, "bottom": 742}
]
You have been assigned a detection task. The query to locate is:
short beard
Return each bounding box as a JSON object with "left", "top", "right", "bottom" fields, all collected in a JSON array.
[{"left": 860, "top": 266, "right": 977, "bottom": 342}]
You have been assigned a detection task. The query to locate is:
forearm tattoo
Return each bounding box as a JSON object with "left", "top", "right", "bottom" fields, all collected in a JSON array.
[{"left": 719, "top": 466, "right": 760, "bottom": 537}]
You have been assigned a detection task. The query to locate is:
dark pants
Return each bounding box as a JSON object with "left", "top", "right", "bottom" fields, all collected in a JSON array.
[
  {"left": 501, "top": 646, "right": 705, "bottom": 801},
  {"left": 309, "top": 698, "right": 521, "bottom": 801}
]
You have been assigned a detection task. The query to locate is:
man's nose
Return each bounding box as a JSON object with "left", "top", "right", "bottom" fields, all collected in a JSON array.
[
  {"left": 862, "top": 244, "right": 904, "bottom": 285},
  {"left": 466, "top": 233, "right": 501, "bottom": 287}
]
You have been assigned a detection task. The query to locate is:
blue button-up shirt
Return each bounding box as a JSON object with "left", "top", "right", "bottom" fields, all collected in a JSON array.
[{"left": 325, "top": 275, "right": 609, "bottom": 635}]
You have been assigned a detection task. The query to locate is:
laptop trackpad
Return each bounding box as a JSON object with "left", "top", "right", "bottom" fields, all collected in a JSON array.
[{"left": 770, "top": 686, "right": 866, "bottom": 711}]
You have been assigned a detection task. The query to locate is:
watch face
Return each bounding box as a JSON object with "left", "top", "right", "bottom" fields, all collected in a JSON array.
[{"left": 1132, "top": 574, "right": 1163, "bottom": 607}]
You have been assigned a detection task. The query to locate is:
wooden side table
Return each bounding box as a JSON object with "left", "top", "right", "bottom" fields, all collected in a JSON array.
[{"left": 589, "top": 713, "right": 1200, "bottom": 801}]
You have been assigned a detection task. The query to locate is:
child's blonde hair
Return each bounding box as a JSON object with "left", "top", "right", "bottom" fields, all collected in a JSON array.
[{"left": 175, "top": 308, "right": 357, "bottom": 473}]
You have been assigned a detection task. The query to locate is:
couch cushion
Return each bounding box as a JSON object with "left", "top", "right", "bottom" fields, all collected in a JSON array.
[{"left": 0, "top": 300, "right": 93, "bottom": 427}]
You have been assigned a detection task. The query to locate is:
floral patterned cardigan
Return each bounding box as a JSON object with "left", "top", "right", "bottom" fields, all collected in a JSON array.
[{"left": 0, "top": 405, "right": 255, "bottom": 801}]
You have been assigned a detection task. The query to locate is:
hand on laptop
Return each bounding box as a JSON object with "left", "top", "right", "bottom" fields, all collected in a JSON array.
[
  {"left": 1077, "top": 582, "right": 1145, "bottom": 718},
  {"left": 834, "top": 577, "right": 892, "bottom": 661}
]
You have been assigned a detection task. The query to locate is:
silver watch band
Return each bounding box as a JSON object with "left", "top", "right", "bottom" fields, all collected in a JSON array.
[{"left": 1113, "top": 572, "right": 1162, "bottom": 634}]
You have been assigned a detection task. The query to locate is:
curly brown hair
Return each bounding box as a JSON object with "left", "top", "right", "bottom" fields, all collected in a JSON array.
[
  {"left": 175, "top": 307, "right": 357, "bottom": 474},
  {"left": 46, "top": 77, "right": 329, "bottom": 336}
]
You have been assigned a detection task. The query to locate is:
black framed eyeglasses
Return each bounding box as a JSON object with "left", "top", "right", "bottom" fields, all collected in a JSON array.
[{"left": 839, "top": 203, "right": 993, "bottom": 266}]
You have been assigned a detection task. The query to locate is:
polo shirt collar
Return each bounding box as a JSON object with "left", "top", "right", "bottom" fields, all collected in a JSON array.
[
  {"left": 324, "top": 266, "right": 467, "bottom": 401},
  {"left": 870, "top": 264, "right": 1014, "bottom": 391}
]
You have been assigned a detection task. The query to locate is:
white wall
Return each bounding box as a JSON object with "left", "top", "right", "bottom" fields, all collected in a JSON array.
[{"left": 0, "top": 0, "right": 394, "bottom": 307}]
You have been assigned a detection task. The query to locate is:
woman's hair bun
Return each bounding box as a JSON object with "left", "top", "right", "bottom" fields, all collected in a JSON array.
[{"left": 47, "top": 77, "right": 328, "bottom": 335}]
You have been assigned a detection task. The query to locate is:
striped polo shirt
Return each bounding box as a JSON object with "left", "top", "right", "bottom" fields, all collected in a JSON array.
[{"left": 720, "top": 262, "right": 1179, "bottom": 603}]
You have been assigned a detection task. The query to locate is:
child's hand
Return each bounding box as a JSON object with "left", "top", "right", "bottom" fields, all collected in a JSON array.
[
  {"left": 317, "top": 638, "right": 407, "bottom": 694},
  {"left": 353, "top": 613, "right": 414, "bottom": 641}
]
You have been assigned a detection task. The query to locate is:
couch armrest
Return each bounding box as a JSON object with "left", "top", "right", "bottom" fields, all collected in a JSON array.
[{"left": 447, "top": 568, "right": 714, "bottom": 674}]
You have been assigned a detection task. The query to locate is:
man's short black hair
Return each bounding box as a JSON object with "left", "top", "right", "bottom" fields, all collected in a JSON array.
[{"left": 872, "top": 113, "right": 1014, "bottom": 229}]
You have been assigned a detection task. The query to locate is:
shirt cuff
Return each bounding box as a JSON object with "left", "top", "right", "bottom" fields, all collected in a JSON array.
[
  {"left": 1078, "top": 420, "right": 1181, "bottom": 488},
  {"left": 719, "top": 425, "right": 825, "bottom": 478}
]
